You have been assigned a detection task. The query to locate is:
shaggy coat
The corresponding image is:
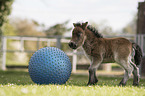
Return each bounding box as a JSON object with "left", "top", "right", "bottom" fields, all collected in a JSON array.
[{"left": 69, "top": 22, "right": 142, "bottom": 86}]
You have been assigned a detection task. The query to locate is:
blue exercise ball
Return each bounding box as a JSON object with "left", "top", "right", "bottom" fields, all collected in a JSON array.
[{"left": 28, "top": 47, "right": 72, "bottom": 84}]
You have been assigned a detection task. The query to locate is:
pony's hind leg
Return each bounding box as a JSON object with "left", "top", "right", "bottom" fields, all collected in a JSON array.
[
  {"left": 118, "top": 60, "right": 133, "bottom": 86},
  {"left": 130, "top": 60, "right": 140, "bottom": 86},
  {"left": 88, "top": 57, "right": 102, "bottom": 85},
  {"left": 132, "top": 67, "right": 140, "bottom": 86}
]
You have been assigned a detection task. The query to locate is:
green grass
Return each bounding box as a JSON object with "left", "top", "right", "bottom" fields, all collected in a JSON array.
[
  {"left": 6, "top": 61, "right": 28, "bottom": 66},
  {"left": 0, "top": 70, "right": 145, "bottom": 96}
]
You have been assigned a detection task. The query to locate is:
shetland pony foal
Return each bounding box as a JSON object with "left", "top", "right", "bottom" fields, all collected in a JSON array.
[{"left": 69, "top": 22, "right": 142, "bottom": 86}]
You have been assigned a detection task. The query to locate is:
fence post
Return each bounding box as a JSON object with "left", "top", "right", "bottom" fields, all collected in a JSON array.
[
  {"left": 0, "top": 36, "right": 2, "bottom": 70},
  {"left": 47, "top": 40, "right": 50, "bottom": 47},
  {"left": 37, "top": 37, "right": 40, "bottom": 50},
  {"left": 72, "top": 50, "right": 77, "bottom": 73},
  {"left": 101, "top": 64, "right": 112, "bottom": 71},
  {"left": 1, "top": 36, "right": 7, "bottom": 70},
  {"left": 56, "top": 36, "right": 61, "bottom": 49},
  {"left": 20, "top": 37, "right": 24, "bottom": 51}
]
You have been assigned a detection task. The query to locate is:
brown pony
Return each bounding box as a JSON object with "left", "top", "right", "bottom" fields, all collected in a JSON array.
[{"left": 69, "top": 22, "right": 142, "bottom": 86}]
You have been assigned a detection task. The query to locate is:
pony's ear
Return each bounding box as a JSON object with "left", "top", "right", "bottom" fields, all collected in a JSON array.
[
  {"left": 73, "top": 23, "right": 81, "bottom": 27},
  {"left": 82, "top": 22, "right": 88, "bottom": 30},
  {"left": 73, "top": 23, "right": 76, "bottom": 27}
]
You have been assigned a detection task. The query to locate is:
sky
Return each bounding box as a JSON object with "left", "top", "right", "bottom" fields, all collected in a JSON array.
[{"left": 10, "top": 0, "right": 144, "bottom": 35}]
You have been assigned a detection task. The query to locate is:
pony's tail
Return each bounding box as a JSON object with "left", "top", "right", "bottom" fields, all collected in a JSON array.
[{"left": 132, "top": 43, "right": 143, "bottom": 67}]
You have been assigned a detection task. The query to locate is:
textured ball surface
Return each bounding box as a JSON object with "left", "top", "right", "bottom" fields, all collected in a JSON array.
[{"left": 28, "top": 47, "right": 72, "bottom": 84}]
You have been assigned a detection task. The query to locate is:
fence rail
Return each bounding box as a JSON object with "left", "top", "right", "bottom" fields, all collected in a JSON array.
[
  {"left": 0, "top": 35, "right": 145, "bottom": 71},
  {"left": 0, "top": 36, "right": 78, "bottom": 72}
]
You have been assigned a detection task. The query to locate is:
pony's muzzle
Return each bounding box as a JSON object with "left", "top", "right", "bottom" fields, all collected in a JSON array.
[{"left": 69, "top": 41, "right": 77, "bottom": 49}]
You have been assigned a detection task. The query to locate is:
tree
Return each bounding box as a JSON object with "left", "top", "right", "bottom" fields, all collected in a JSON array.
[
  {"left": 1, "top": 21, "right": 16, "bottom": 36},
  {"left": 0, "top": 0, "right": 14, "bottom": 70},
  {"left": 11, "top": 18, "right": 45, "bottom": 36},
  {"left": 89, "top": 21, "right": 115, "bottom": 36},
  {"left": 0, "top": 0, "right": 14, "bottom": 35},
  {"left": 45, "top": 21, "right": 71, "bottom": 36},
  {"left": 2, "top": 18, "right": 46, "bottom": 64},
  {"left": 10, "top": 18, "right": 46, "bottom": 51},
  {"left": 122, "top": 15, "right": 137, "bottom": 35}
]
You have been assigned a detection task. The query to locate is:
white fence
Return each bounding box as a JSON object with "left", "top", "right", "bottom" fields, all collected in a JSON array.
[
  {"left": 0, "top": 35, "right": 145, "bottom": 71},
  {"left": 136, "top": 34, "right": 145, "bottom": 56},
  {"left": 0, "top": 36, "right": 78, "bottom": 72}
]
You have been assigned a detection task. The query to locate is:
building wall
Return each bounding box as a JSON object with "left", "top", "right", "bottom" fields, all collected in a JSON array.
[{"left": 137, "top": 2, "right": 145, "bottom": 34}]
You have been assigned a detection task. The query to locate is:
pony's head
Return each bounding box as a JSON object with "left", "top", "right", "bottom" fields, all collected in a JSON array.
[{"left": 69, "top": 22, "right": 88, "bottom": 49}]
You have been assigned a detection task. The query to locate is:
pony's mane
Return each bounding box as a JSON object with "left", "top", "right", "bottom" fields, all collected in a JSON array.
[
  {"left": 87, "top": 25, "right": 103, "bottom": 38},
  {"left": 74, "top": 22, "right": 103, "bottom": 38}
]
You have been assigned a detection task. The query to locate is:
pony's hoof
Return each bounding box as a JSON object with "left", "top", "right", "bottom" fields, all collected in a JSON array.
[
  {"left": 87, "top": 79, "right": 98, "bottom": 85},
  {"left": 133, "top": 82, "right": 139, "bottom": 86},
  {"left": 119, "top": 82, "right": 126, "bottom": 86},
  {"left": 87, "top": 81, "right": 98, "bottom": 85},
  {"left": 87, "top": 82, "right": 96, "bottom": 86}
]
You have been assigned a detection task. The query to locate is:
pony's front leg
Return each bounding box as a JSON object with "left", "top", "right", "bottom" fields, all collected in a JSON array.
[
  {"left": 87, "top": 57, "right": 102, "bottom": 85},
  {"left": 88, "top": 66, "right": 98, "bottom": 85}
]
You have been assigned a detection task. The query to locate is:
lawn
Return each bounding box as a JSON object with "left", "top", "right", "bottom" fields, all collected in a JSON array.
[{"left": 0, "top": 70, "right": 145, "bottom": 96}]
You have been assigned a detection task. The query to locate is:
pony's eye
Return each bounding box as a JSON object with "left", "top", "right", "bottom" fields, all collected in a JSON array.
[{"left": 77, "top": 32, "right": 82, "bottom": 37}]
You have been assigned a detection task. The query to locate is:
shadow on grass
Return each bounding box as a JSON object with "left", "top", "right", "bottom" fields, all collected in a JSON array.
[
  {"left": 67, "top": 74, "right": 123, "bottom": 87},
  {"left": 0, "top": 70, "right": 145, "bottom": 87},
  {"left": 68, "top": 74, "right": 145, "bottom": 87},
  {"left": 0, "top": 70, "right": 34, "bottom": 85}
]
